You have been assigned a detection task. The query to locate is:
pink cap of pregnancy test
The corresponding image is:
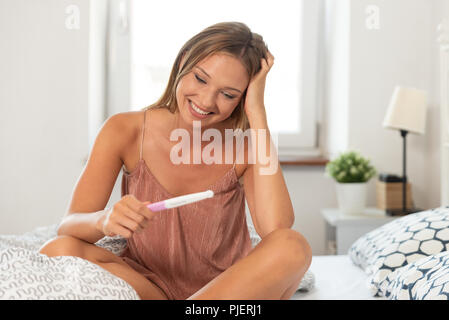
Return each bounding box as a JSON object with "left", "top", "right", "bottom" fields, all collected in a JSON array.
[
  {"left": 145, "top": 190, "right": 214, "bottom": 212},
  {"left": 147, "top": 202, "right": 166, "bottom": 212}
]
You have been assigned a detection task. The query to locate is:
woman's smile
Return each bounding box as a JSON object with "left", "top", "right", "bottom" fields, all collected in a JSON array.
[
  {"left": 176, "top": 53, "right": 249, "bottom": 128},
  {"left": 188, "top": 99, "right": 215, "bottom": 119}
]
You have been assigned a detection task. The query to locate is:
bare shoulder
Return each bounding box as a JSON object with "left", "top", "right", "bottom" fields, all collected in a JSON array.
[
  {"left": 103, "top": 110, "right": 145, "bottom": 158},
  {"left": 107, "top": 110, "right": 142, "bottom": 132}
]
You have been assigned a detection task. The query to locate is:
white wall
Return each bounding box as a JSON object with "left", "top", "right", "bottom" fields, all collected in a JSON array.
[
  {"left": 0, "top": 0, "right": 444, "bottom": 257},
  {"left": 347, "top": 0, "right": 440, "bottom": 210},
  {"left": 286, "top": 0, "right": 442, "bottom": 255},
  {"left": 438, "top": 0, "right": 449, "bottom": 205},
  {"left": 0, "top": 0, "right": 90, "bottom": 234},
  {"left": 88, "top": 0, "right": 108, "bottom": 151},
  {"left": 284, "top": 166, "right": 336, "bottom": 255}
]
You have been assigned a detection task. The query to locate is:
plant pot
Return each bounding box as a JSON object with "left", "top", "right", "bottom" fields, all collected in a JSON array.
[{"left": 335, "top": 182, "right": 367, "bottom": 216}]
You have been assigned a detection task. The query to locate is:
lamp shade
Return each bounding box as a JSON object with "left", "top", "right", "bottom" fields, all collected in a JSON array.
[{"left": 383, "top": 86, "right": 427, "bottom": 135}]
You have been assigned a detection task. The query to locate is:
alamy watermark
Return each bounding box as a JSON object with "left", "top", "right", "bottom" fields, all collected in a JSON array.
[
  {"left": 65, "top": 4, "right": 80, "bottom": 30},
  {"left": 169, "top": 121, "right": 279, "bottom": 176},
  {"left": 365, "top": 5, "right": 380, "bottom": 30}
]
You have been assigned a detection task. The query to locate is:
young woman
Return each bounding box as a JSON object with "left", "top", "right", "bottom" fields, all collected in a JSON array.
[{"left": 39, "top": 22, "right": 312, "bottom": 300}]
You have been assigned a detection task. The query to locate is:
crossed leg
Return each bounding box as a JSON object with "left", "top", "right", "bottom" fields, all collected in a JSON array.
[
  {"left": 188, "top": 228, "right": 312, "bottom": 300},
  {"left": 39, "top": 228, "right": 311, "bottom": 300},
  {"left": 39, "top": 236, "right": 168, "bottom": 300}
]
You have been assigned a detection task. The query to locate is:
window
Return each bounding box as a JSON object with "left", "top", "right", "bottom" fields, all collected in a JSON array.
[{"left": 128, "top": 0, "right": 322, "bottom": 155}]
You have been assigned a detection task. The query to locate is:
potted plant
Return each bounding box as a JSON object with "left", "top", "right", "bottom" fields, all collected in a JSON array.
[{"left": 325, "top": 151, "right": 377, "bottom": 215}]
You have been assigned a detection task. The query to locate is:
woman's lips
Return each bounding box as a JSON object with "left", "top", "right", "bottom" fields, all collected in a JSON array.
[{"left": 188, "top": 100, "right": 214, "bottom": 119}]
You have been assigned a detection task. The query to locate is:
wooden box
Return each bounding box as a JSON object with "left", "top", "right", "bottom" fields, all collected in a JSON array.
[{"left": 376, "top": 180, "right": 413, "bottom": 210}]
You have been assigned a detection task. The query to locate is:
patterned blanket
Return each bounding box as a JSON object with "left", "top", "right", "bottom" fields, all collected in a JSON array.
[
  {"left": 0, "top": 225, "right": 139, "bottom": 300},
  {"left": 0, "top": 224, "right": 314, "bottom": 299}
]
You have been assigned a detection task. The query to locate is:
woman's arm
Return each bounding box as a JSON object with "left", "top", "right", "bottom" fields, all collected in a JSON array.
[
  {"left": 57, "top": 210, "right": 108, "bottom": 244},
  {"left": 242, "top": 52, "right": 295, "bottom": 238},
  {"left": 57, "top": 113, "right": 132, "bottom": 243},
  {"left": 242, "top": 114, "right": 295, "bottom": 238}
]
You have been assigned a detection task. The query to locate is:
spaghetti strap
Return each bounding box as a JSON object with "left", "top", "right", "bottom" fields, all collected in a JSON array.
[
  {"left": 232, "top": 133, "right": 243, "bottom": 170},
  {"left": 232, "top": 143, "right": 238, "bottom": 169},
  {"left": 140, "top": 109, "right": 147, "bottom": 160}
]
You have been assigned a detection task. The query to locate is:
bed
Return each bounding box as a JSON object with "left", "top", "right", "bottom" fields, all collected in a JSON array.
[
  {"left": 3, "top": 206, "right": 449, "bottom": 300},
  {"left": 0, "top": 224, "right": 139, "bottom": 299},
  {"left": 2, "top": 18, "right": 449, "bottom": 302},
  {"left": 292, "top": 255, "right": 382, "bottom": 300},
  {"left": 0, "top": 223, "right": 315, "bottom": 300},
  {"left": 294, "top": 206, "right": 449, "bottom": 300}
]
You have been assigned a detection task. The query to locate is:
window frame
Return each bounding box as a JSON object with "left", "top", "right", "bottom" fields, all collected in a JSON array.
[
  {"left": 105, "top": 0, "right": 324, "bottom": 157},
  {"left": 276, "top": 0, "right": 322, "bottom": 156}
]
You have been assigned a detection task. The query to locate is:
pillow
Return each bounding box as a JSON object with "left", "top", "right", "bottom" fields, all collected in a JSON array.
[
  {"left": 348, "top": 207, "right": 449, "bottom": 296},
  {"left": 377, "top": 250, "right": 449, "bottom": 300}
]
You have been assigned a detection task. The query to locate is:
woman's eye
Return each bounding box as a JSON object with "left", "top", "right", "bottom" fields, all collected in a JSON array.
[
  {"left": 194, "top": 73, "right": 235, "bottom": 99},
  {"left": 223, "top": 92, "right": 236, "bottom": 99},
  {"left": 195, "top": 74, "right": 206, "bottom": 84}
]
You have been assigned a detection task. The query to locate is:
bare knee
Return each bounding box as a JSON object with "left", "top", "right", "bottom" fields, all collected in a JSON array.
[
  {"left": 39, "top": 235, "right": 123, "bottom": 266},
  {"left": 265, "top": 228, "right": 312, "bottom": 272},
  {"left": 39, "top": 235, "right": 86, "bottom": 258}
]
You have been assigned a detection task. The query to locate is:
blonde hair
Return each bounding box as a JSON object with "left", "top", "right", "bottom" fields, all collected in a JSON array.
[{"left": 141, "top": 22, "right": 269, "bottom": 131}]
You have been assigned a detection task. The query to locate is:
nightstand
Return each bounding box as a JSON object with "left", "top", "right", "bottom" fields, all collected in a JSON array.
[{"left": 322, "top": 208, "right": 399, "bottom": 255}]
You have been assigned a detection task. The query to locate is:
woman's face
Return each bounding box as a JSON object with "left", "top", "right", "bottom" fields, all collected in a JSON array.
[{"left": 175, "top": 53, "right": 249, "bottom": 130}]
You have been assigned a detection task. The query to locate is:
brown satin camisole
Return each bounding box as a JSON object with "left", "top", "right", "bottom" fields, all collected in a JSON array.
[{"left": 119, "top": 109, "right": 253, "bottom": 300}]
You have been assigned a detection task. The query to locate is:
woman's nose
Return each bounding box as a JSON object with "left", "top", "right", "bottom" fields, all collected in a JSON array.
[{"left": 199, "top": 88, "right": 217, "bottom": 109}]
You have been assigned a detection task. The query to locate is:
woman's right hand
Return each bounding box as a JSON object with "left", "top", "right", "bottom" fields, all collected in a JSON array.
[{"left": 96, "top": 194, "right": 155, "bottom": 238}]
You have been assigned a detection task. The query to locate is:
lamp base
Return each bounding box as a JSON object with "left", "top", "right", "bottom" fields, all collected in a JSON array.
[{"left": 386, "top": 208, "right": 423, "bottom": 216}]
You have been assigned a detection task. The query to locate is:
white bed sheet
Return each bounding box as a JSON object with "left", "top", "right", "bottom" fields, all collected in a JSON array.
[{"left": 291, "top": 255, "right": 384, "bottom": 300}]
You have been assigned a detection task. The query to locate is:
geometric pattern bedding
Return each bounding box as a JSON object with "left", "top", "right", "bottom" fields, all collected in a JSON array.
[
  {"left": 349, "top": 206, "right": 449, "bottom": 299},
  {"left": 377, "top": 250, "right": 449, "bottom": 300},
  {"left": 0, "top": 223, "right": 315, "bottom": 299}
]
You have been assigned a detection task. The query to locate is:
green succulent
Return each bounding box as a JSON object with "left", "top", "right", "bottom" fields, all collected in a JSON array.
[{"left": 325, "top": 151, "right": 376, "bottom": 183}]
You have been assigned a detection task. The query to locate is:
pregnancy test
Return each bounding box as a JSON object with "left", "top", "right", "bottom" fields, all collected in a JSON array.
[{"left": 146, "top": 190, "right": 214, "bottom": 212}]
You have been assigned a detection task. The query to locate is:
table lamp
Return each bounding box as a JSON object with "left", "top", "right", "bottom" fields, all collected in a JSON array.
[{"left": 383, "top": 86, "right": 427, "bottom": 215}]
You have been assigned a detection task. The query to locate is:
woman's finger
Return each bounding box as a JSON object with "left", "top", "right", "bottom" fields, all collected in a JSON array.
[
  {"left": 103, "top": 208, "right": 139, "bottom": 237},
  {"left": 262, "top": 56, "right": 268, "bottom": 68},
  {"left": 138, "top": 202, "right": 156, "bottom": 220},
  {"left": 122, "top": 204, "right": 148, "bottom": 229},
  {"left": 259, "top": 55, "right": 273, "bottom": 75},
  {"left": 125, "top": 197, "right": 155, "bottom": 220},
  {"left": 266, "top": 52, "right": 274, "bottom": 68},
  {"left": 114, "top": 213, "right": 140, "bottom": 233},
  {"left": 108, "top": 223, "right": 133, "bottom": 239}
]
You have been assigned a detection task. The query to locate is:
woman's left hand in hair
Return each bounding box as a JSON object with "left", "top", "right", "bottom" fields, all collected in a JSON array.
[{"left": 243, "top": 51, "right": 274, "bottom": 122}]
